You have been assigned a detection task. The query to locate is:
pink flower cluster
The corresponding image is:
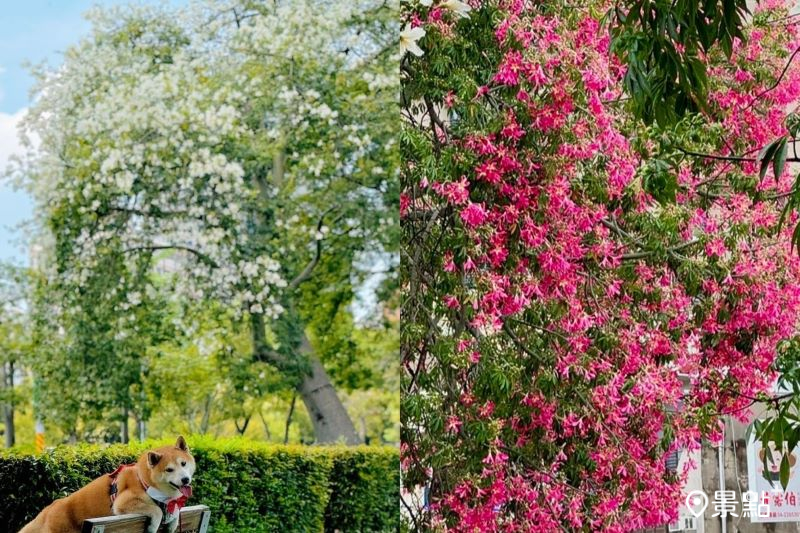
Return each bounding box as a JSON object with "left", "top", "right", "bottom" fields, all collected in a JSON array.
[{"left": 403, "top": 0, "right": 800, "bottom": 531}]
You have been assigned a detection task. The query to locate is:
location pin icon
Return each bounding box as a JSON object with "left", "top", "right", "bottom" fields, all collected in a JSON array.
[{"left": 685, "top": 490, "right": 709, "bottom": 518}]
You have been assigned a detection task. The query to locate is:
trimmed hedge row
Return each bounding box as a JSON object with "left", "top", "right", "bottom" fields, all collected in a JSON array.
[{"left": 0, "top": 437, "right": 399, "bottom": 532}]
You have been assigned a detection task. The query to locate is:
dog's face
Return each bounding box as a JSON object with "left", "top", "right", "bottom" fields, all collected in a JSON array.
[{"left": 147, "top": 436, "right": 196, "bottom": 498}]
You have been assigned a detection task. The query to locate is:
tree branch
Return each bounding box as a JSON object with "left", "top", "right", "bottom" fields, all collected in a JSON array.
[
  {"left": 249, "top": 312, "right": 289, "bottom": 368},
  {"left": 502, "top": 321, "right": 541, "bottom": 360},
  {"left": 601, "top": 218, "right": 699, "bottom": 261},
  {"left": 676, "top": 146, "right": 758, "bottom": 162},
  {"left": 743, "top": 46, "right": 800, "bottom": 112},
  {"left": 288, "top": 208, "right": 337, "bottom": 291},
  {"left": 677, "top": 143, "right": 800, "bottom": 164},
  {"left": 102, "top": 205, "right": 199, "bottom": 220},
  {"left": 619, "top": 238, "right": 700, "bottom": 261},
  {"left": 122, "top": 244, "right": 219, "bottom": 268}
]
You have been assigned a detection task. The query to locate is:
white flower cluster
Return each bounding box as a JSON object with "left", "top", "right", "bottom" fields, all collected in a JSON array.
[
  {"left": 17, "top": 3, "right": 290, "bottom": 318},
  {"left": 14, "top": 0, "right": 397, "bottom": 326}
]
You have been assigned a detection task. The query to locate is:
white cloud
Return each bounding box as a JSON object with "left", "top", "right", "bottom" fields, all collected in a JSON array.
[
  {"left": 0, "top": 109, "right": 26, "bottom": 171},
  {"left": 0, "top": 108, "right": 33, "bottom": 265}
]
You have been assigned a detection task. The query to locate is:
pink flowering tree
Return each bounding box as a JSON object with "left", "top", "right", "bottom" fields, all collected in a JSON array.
[{"left": 401, "top": 0, "right": 800, "bottom": 530}]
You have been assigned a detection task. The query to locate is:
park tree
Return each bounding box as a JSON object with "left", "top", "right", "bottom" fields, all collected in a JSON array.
[
  {"left": 16, "top": 0, "right": 398, "bottom": 444},
  {"left": 142, "top": 309, "right": 297, "bottom": 440},
  {"left": 27, "top": 254, "right": 174, "bottom": 442},
  {"left": 402, "top": 0, "right": 800, "bottom": 530},
  {"left": 0, "top": 266, "right": 30, "bottom": 448},
  {"left": 345, "top": 318, "right": 401, "bottom": 444}
]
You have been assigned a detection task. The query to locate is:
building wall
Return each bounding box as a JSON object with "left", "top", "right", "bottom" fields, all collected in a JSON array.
[{"left": 680, "top": 446, "right": 706, "bottom": 533}]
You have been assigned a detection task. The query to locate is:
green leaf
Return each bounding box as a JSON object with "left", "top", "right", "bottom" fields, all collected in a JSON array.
[
  {"left": 763, "top": 446, "right": 774, "bottom": 487},
  {"left": 758, "top": 138, "right": 782, "bottom": 181},
  {"left": 781, "top": 452, "right": 791, "bottom": 490},
  {"left": 777, "top": 188, "right": 796, "bottom": 230},
  {"left": 791, "top": 222, "right": 800, "bottom": 254},
  {"left": 774, "top": 138, "right": 789, "bottom": 182},
  {"left": 788, "top": 432, "right": 800, "bottom": 461},
  {"left": 774, "top": 418, "right": 785, "bottom": 451}
]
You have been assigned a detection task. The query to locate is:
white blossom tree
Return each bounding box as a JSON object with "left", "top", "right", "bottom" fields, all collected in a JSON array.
[{"left": 15, "top": 0, "right": 398, "bottom": 443}]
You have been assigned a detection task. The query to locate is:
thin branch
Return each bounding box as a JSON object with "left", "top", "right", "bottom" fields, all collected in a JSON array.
[
  {"left": 743, "top": 46, "right": 800, "bottom": 112},
  {"left": 289, "top": 239, "right": 322, "bottom": 291},
  {"left": 104, "top": 205, "right": 190, "bottom": 218},
  {"left": 677, "top": 142, "right": 800, "bottom": 167},
  {"left": 732, "top": 391, "right": 794, "bottom": 404},
  {"left": 250, "top": 313, "right": 288, "bottom": 368},
  {"left": 601, "top": 218, "right": 699, "bottom": 261},
  {"left": 766, "top": 12, "right": 800, "bottom": 25},
  {"left": 288, "top": 207, "right": 337, "bottom": 291},
  {"left": 676, "top": 146, "right": 758, "bottom": 163},
  {"left": 399, "top": 491, "right": 422, "bottom": 532},
  {"left": 283, "top": 393, "right": 296, "bottom": 444},
  {"left": 619, "top": 238, "right": 700, "bottom": 261},
  {"left": 502, "top": 321, "right": 541, "bottom": 360},
  {"left": 122, "top": 244, "right": 219, "bottom": 268}
]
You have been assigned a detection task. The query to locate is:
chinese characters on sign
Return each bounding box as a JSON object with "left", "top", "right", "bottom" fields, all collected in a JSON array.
[{"left": 747, "top": 434, "right": 800, "bottom": 523}]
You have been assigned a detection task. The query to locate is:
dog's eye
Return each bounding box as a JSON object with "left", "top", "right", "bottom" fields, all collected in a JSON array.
[
  {"left": 181, "top": 461, "right": 186, "bottom": 467},
  {"left": 166, "top": 468, "right": 174, "bottom": 473}
]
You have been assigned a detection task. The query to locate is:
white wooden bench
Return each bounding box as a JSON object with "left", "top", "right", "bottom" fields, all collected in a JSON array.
[{"left": 81, "top": 505, "right": 211, "bottom": 533}]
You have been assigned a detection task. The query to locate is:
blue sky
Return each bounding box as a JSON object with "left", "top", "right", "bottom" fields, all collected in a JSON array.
[{"left": 0, "top": 0, "right": 184, "bottom": 264}]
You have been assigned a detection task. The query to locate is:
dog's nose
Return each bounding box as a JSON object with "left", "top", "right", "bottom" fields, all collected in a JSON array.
[{"left": 181, "top": 477, "right": 191, "bottom": 485}]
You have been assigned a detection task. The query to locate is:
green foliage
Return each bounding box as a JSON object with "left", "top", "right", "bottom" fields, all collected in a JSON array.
[
  {"left": 641, "top": 158, "right": 677, "bottom": 204},
  {"left": 342, "top": 325, "right": 401, "bottom": 444},
  {"left": 0, "top": 437, "right": 399, "bottom": 532},
  {"left": 324, "top": 447, "right": 400, "bottom": 532},
  {"left": 609, "top": 0, "right": 750, "bottom": 125},
  {"left": 758, "top": 137, "right": 789, "bottom": 182}
]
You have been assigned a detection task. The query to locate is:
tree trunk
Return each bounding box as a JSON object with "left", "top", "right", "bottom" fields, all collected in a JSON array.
[
  {"left": 296, "top": 336, "right": 359, "bottom": 444},
  {"left": 200, "top": 393, "right": 213, "bottom": 434},
  {"left": 250, "top": 147, "right": 358, "bottom": 444},
  {"left": 134, "top": 413, "right": 144, "bottom": 441},
  {"left": 121, "top": 408, "right": 129, "bottom": 444},
  {"left": 284, "top": 393, "right": 296, "bottom": 444},
  {"left": 360, "top": 416, "right": 369, "bottom": 445},
  {"left": 258, "top": 408, "right": 272, "bottom": 441},
  {"left": 3, "top": 404, "right": 13, "bottom": 448},
  {"left": 235, "top": 414, "right": 251, "bottom": 436},
  {"left": 251, "top": 315, "right": 359, "bottom": 445},
  {"left": 1, "top": 363, "right": 14, "bottom": 448}
]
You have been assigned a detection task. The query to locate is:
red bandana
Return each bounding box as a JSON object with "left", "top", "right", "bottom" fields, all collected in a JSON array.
[{"left": 164, "top": 486, "right": 192, "bottom": 514}]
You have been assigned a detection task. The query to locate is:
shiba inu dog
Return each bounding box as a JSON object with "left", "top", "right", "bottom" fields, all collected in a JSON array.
[{"left": 19, "top": 436, "right": 195, "bottom": 533}]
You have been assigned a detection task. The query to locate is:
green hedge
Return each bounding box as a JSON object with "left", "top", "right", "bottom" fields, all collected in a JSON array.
[{"left": 0, "top": 437, "right": 399, "bottom": 532}]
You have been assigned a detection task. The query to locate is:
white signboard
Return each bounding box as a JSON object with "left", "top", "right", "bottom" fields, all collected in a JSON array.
[{"left": 747, "top": 435, "right": 800, "bottom": 522}]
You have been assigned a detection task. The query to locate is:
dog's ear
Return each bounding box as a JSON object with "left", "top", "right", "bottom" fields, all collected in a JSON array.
[
  {"left": 176, "top": 435, "right": 189, "bottom": 453},
  {"left": 148, "top": 452, "right": 162, "bottom": 467}
]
